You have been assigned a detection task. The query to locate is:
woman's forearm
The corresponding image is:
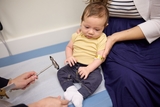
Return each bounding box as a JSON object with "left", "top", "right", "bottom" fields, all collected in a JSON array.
[
  {"left": 103, "top": 26, "right": 145, "bottom": 58},
  {"left": 112, "top": 26, "right": 145, "bottom": 42}
]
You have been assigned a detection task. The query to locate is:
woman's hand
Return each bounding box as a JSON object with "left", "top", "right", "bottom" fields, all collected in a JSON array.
[
  {"left": 9, "top": 71, "right": 37, "bottom": 90},
  {"left": 28, "top": 96, "right": 69, "bottom": 107},
  {"left": 103, "top": 26, "right": 145, "bottom": 59},
  {"left": 102, "top": 35, "right": 116, "bottom": 59}
]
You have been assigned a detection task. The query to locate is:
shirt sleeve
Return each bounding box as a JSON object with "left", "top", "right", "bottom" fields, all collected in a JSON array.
[
  {"left": 0, "top": 78, "right": 28, "bottom": 107},
  {"left": 138, "top": 0, "right": 160, "bottom": 43},
  {"left": 71, "top": 33, "right": 78, "bottom": 42},
  {"left": 0, "top": 77, "right": 9, "bottom": 88}
]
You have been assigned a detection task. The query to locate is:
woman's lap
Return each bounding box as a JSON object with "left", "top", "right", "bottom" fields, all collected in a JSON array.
[{"left": 102, "top": 17, "right": 160, "bottom": 107}]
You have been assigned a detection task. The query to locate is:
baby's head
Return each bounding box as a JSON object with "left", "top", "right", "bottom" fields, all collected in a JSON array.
[
  {"left": 80, "top": 2, "right": 109, "bottom": 39},
  {"left": 85, "top": 0, "right": 108, "bottom": 7}
]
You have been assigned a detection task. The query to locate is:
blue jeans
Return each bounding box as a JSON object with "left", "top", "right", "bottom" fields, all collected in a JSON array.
[{"left": 57, "top": 62, "right": 102, "bottom": 98}]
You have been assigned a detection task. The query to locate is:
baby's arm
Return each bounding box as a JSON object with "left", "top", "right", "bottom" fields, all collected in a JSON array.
[
  {"left": 78, "top": 50, "right": 104, "bottom": 79},
  {"left": 65, "top": 40, "right": 77, "bottom": 66}
]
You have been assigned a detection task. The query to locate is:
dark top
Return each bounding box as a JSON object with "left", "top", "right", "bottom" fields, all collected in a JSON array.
[
  {"left": 12, "top": 104, "right": 28, "bottom": 107},
  {"left": 0, "top": 77, "right": 28, "bottom": 107},
  {"left": 0, "top": 77, "right": 9, "bottom": 88}
]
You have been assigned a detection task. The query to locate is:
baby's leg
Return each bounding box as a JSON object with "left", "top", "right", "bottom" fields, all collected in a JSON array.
[
  {"left": 57, "top": 64, "right": 75, "bottom": 90},
  {"left": 64, "top": 85, "right": 77, "bottom": 101},
  {"left": 79, "top": 67, "right": 102, "bottom": 98},
  {"left": 72, "top": 90, "right": 83, "bottom": 107},
  {"left": 72, "top": 68, "right": 102, "bottom": 107}
]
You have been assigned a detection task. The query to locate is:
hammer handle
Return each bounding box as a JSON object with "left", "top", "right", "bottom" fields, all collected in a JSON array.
[{"left": 37, "top": 64, "right": 52, "bottom": 76}]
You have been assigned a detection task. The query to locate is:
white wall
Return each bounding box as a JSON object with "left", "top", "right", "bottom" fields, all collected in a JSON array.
[{"left": 0, "top": 0, "right": 86, "bottom": 58}]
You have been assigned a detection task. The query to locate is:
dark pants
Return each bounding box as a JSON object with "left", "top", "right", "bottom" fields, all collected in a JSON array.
[
  {"left": 57, "top": 63, "right": 102, "bottom": 99},
  {"left": 102, "top": 17, "right": 160, "bottom": 107}
]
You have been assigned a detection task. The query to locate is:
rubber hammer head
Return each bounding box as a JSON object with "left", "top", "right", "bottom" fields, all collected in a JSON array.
[{"left": 50, "top": 56, "right": 59, "bottom": 70}]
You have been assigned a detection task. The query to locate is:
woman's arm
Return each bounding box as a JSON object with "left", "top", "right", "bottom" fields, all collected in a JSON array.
[
  {"left": 103, "top": 0, "right": 160, "bottom": 57},
  {"left": 111, "top": 26, "right": 145, "bottom": 42},
  {"left": 12, "top": 96, "right": 69, "bottom": 107},
  {"left": 103, "top": 26, "right": 145, "bottom": 58},
  {"left": 116, "top": 0, "right": 160, "bottom": 43}
]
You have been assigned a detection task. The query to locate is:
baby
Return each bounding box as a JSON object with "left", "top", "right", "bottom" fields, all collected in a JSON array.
[{"left": 57, "top": 2, "right": 109, "bottom": 107}]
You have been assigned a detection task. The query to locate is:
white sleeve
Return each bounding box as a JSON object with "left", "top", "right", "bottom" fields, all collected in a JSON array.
[{"left": 138, "top": 0, "right": 160, "bottom": 43}]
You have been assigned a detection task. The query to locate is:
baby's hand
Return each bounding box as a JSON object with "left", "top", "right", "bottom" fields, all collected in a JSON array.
[
  {"left": 78, "top": 67, "right": 90, "bottom": 79},
  {"left": 65, "top": 56, "right": 77, "bottom": 67}
]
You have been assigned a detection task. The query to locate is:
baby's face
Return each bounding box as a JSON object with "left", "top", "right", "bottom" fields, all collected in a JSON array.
[{"left": 81, "top": 16, "right": 106, "bottom": 39}]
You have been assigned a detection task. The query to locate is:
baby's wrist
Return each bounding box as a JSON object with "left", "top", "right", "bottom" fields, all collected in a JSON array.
[
  {"left": 67, "top": 56, "right": 73, "bottom": 58},
  {"left": 95, "top": 55, "right": 104, "bottom": 61}
]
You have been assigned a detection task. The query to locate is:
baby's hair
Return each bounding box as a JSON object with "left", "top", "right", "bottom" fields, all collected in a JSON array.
[
  {"left": 81, "top": 2, "right": 109, "bottom": 26},
  {"left": 86, "top": 0, "right": 108, "bottom": 5}
]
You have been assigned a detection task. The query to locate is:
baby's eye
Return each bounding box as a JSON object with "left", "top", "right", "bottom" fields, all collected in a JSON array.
[
  {"left": 95, "top": 29, "right": 100, "bottom": 31},
  {"left": 85, "top": 26, "right": 89, "bottom": 29}
]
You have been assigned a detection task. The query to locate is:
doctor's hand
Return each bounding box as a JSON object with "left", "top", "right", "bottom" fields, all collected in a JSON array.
[
  {"left": 8, "top": 71, "right": 37, "bottom": 90},
  {"left": 28, "top": 96, "right": 69, "bottom": 107}
]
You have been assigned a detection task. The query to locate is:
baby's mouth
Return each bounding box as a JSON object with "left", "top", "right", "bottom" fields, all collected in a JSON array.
[{"left": 85, "top": 35, "right": 92, "bottom": 39}]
